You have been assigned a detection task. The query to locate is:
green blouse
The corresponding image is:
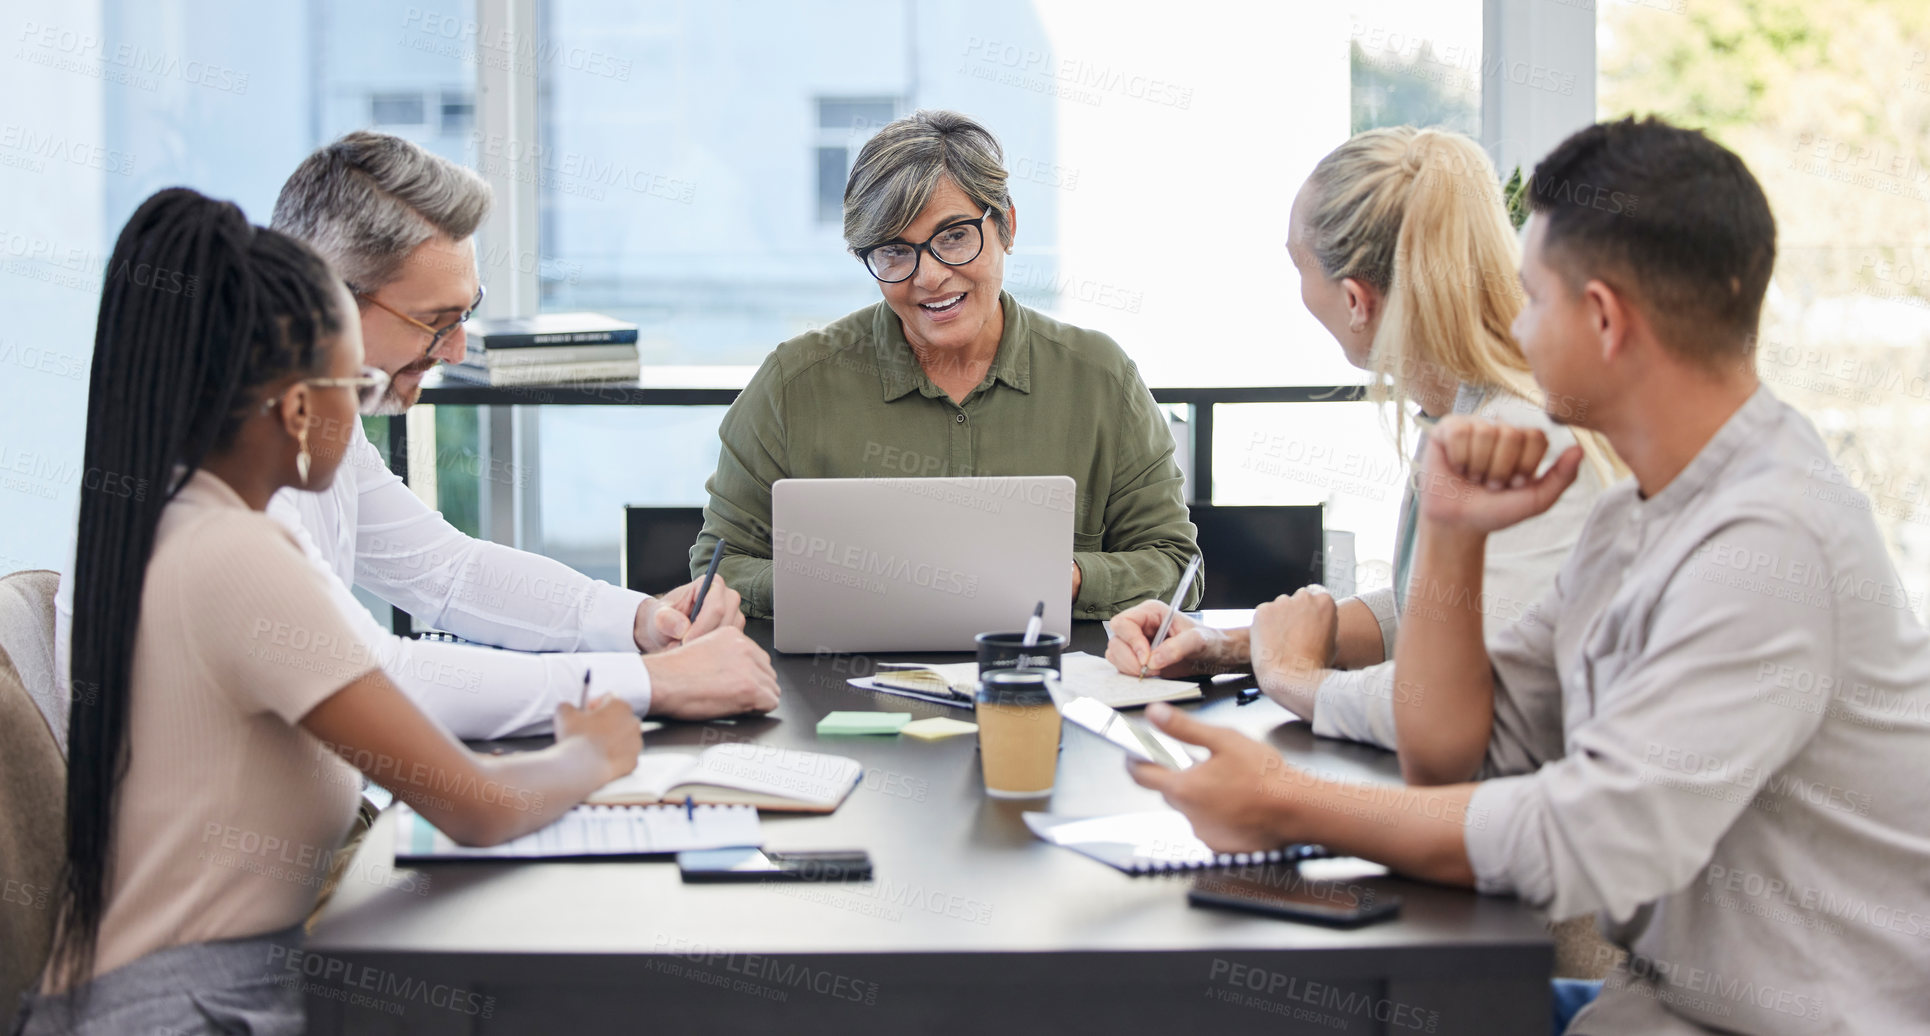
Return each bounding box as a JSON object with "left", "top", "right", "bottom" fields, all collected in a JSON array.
[{"left": 693, "top": 291, "right": 1202, "bottom": 619}]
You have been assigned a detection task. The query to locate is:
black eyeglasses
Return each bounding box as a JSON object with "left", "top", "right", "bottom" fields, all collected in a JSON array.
[
  {"left": 855, "top": 207, "right": 993, "bottom": 283},
  {"left": 355, "top": 283, "right": 486, "bottom": 359}
]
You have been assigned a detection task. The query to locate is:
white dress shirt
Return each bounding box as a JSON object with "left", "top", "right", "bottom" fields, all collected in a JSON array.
[
  {"left": 1467, "top": 387, "right": 1930, "bottom": 1035},
  {"left": 54, "top": 421, "right": 653, "bottom": 742},
  {"left": 1312, "top": 383, "right": 1606, "bottom": 777}
]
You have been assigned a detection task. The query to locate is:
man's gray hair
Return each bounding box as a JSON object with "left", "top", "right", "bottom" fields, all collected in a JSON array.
[
  {"left": 270, "top": 130, "right": 491, "bottom": 291},
  {"left": 843, "top": 109, "right": 1013, "bottom": 253}
]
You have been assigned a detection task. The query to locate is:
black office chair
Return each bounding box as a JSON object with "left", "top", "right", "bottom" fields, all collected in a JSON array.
[
  {"left": 622, "top": 503, "right": 1322, "bottom": 606},
  {"left": 622, "top": 506, "right": 708, "bottom": 594},
  {"left": 1187, "top": 503, "right": 1324, "bottom": 608}
]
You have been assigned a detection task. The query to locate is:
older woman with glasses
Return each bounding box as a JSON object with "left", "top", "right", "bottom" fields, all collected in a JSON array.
[{"left": 692, "top": 109, "right": 1201, "bottom": 619}]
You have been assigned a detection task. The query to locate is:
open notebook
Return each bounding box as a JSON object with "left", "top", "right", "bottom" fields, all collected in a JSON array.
[
  {"left": 1024, "top": 811, "right": 1325, "bottom": 875},
  {"left": 850, "top": 651, "right": 1203, "bottom": 710},
  {"left": 392, "top": 802, "right": 762, "bottom": 863},
  {"left": 586, "top": 742, "right": 864, "bottom": 814}
]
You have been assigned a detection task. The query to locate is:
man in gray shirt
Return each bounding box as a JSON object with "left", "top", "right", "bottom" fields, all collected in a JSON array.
[{"left": 1129, "top": 118, "right": 1930, "bottom": 1035}]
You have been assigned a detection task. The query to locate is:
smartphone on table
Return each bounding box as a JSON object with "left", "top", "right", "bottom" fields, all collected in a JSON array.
[
  {"left": 1188, "top": 867, "right": 1401, "bottom": 927},
  {"left": 678, "top": 848, "right": 873, "bottom": 883}
]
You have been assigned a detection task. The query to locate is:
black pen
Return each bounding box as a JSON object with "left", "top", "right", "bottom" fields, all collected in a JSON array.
[
  {"left": 690, "top": 539, "right": 727, "bottom": 620},
  {"left": 580, "top": 670, "right": 592, "bottom": 709}
]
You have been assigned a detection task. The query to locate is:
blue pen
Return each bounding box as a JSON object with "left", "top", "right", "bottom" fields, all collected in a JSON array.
[{"left": 684, "top": 794, "right": 695, "bottom": 822}]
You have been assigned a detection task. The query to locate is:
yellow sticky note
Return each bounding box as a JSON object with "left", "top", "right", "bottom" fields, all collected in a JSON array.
[{"left": 901, "top": 716, "right": 979, "bottom": 741}]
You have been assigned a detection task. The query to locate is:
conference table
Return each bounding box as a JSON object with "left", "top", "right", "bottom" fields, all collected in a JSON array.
[{"left": 305, "top": 618, "right": 1553, "bottom": 1035}]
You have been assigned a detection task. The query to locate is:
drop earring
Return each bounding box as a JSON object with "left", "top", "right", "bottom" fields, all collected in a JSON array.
[{"left": 296, "top": 425, "right": 312, "bottom": 485}]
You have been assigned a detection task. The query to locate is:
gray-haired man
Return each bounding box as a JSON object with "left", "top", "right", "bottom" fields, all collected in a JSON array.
[{"left": 53, "top": 132, "right": 778, "bottom": 743}]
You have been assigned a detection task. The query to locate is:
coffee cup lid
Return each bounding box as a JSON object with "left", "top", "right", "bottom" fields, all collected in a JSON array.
[
  {"left": 981, "top": 667, "right": 1055, "bottom": 686},
  {"left": 976, "top": 666, "right": 1058, "bottom": 705}
]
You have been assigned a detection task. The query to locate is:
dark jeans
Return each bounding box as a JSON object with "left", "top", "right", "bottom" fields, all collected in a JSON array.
[{"left": 1551, "top": 978, "right": 1603, "bottom": 1034}]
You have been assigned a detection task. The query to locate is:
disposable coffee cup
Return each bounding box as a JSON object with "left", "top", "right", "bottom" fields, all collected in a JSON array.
[
  {"left": 975, "top": 668, "right": 1062, "bottom": 799},
  {"left": 976, "top": 631, "right": 1066, "bottom": 678}
]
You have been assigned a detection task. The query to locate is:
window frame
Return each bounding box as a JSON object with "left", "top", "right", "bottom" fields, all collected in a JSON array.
[{"left": 813, "top": 96, "right": 901, "bottom": 225}]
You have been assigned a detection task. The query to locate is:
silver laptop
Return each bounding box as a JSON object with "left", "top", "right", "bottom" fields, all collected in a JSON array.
[{"left": 771, "top": 476, "right": 1075, "bottom": 653}]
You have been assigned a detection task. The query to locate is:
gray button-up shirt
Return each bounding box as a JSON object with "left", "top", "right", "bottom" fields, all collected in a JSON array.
[{"left": 1465, "top": 387, "right": 1930, "bottom": 1035}]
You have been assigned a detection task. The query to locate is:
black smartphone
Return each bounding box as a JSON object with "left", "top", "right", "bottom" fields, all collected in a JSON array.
[
  {"left": 1187, "top": 868, "right": 1400, "bottom": 927},
  {"left": 678, "top": 848, "right": 873, "bottom": 883}
]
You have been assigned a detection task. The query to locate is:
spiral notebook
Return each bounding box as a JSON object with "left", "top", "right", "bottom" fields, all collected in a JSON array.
[
  {"left": 391, "top": 802, "right": 762, "bottom": 863},
  {"left": 1023, "top": 811, "right": 1325, "bottom": 875}
]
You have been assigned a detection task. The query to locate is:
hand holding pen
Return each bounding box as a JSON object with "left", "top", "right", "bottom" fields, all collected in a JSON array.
[
  {"left": 1140, "top": 555, "right": 1203, "bottom": 680},
  {"left": 555, "top": 668, "right": 643, "bottom": 783},
  {"left": 636, "top": 540, "right": 743, "bottom": 650},
  {"left": 691, "top": 539, "right": 726, "bottom": 621}
]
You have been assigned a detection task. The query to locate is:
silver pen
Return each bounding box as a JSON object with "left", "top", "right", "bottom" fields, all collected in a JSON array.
[{"left": 1140, "top": 554, "right": 1203, "bottom": 681}]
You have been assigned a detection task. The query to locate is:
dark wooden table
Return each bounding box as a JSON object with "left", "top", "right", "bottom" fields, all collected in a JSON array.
[{"left": 304, "top": 620, "right": 1551, "bottom": 1034}]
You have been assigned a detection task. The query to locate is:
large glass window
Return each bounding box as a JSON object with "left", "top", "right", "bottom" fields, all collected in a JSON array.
[
  {"left": 1349, "top": 2, "right": 1482, "bottom": 136},
  {"left": 0, "top": 0, "right": 477, "bottom": 581},
  {"left": 534, "top": 0, "right": 1369, "bottom": 383},
  {"left": 519, "top": 0, "right": 1482, "bottom": 588},
  {"left": 3, "top": 0, "right": 1487, "bottom": 607},
  {"left": 1200, "top": 0, "right": 1485, "bottom": 595},
  {"left": 1600, "top": 0, "right": 1930, "bottom": 622}
]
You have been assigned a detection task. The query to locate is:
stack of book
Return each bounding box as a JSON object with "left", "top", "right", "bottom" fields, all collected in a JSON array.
[{"left": 444, "top": 312, "right": 641, "bottom": 386}]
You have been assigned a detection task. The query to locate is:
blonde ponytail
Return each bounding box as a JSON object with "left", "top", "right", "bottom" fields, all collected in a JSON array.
[{"left": 1303, "top": 127, "right": 1623, "bottom": 482}]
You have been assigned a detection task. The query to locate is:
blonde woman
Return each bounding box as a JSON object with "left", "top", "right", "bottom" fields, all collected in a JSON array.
[{"left": 1108, "top": 127, "right": 1621, "bottom": 785}]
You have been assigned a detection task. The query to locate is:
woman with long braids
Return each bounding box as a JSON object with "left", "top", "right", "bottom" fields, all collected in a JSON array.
[{"left": 21, "top": 189, "right": 640, "bottom": 1034}]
